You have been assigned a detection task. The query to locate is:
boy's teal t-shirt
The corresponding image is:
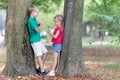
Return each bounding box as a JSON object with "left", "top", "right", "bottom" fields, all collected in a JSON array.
[{"left": 27, "top": 17, "right": 41, "bottom": 44}]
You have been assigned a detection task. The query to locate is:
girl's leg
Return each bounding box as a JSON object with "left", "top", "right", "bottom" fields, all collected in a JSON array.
[
  {"left": 55, "top": 54, "right": 60, "bottom": 70},
  {"left": 51, "top": 52, "right": 59, "bottom": 70},
  {"left": 47, "top": 52, "right": 59, "bottom": 76}
]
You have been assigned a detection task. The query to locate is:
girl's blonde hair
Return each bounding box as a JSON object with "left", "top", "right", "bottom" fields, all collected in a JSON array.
[{"left": 54, "top": 15, "right": 64, "bottom": 27}]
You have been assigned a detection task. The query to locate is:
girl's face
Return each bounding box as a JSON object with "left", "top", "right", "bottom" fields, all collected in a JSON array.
[{"left": 54, "top": 17, "right": 61, "bottom": 26}]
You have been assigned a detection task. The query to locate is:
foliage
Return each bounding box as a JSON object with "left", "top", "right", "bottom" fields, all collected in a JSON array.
[
  {"left": 84, "top": 0, "right": 120, "bottom": 42},
  {"left": 0, "top": 0, "right": 7, "bottom": 9},
  {"left": 32, "top": 0, "right": 62, "bottom": 12},
  {"left": 0, "top": 0, "right": 62, "bottom": 13},
  {"left": 37, "top": 1, "right": 64, "bottom": 33},
  {"left": 84, "top": 0, "right": 120, "bottom": 22}
]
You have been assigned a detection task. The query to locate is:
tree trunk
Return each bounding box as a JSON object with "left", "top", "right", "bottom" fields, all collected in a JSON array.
[
  {"left": 82, "top": 22, "right": 87, "bottom": 37},
  {"left": 58, "top": 0, "right": 87, "bottom": 77},
  {"left": 3, "top": 0, "right": 36, "bottom": 77},
  {"left": 99, "top": 25, "right": 104, "bottom": 42}
]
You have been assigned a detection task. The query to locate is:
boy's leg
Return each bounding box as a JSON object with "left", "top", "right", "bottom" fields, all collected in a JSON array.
[
  {"left": 42, "top": 53, "right": 47, "bottom": 65},
  {"left": 36, "top": 56, "right": 44, "bottom": 72},
  {"left": 31, "top": 42, "right": 47, "bottom": 76},
  {"left": 40, "top": 42, "right": 48, "bottom": 65}
]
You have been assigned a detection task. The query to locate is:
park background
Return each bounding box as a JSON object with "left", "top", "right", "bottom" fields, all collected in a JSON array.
[{"left": 0, "top": 0, "right": 120, "bottom": 80}]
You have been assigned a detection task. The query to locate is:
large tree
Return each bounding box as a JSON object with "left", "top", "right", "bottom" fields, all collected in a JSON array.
[
  {"left": 3, "top": 0, "right": 36, "bottom": 77},
  {"left": 3, "top": 0, "right": 87, "bottom": 78},
  {"left": 58, "top": 0, "right": 87, "bottom": 77}
]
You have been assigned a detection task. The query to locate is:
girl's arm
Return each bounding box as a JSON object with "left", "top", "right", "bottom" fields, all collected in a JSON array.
[
  {"left": 51, "top": 30, "right": 60, "bottom": 39},
  {"left": 35, "top": 20, "right": 44, "bottom": 32},
  {"left": 48, "top": 26, "right": 60, "bottom": 38}
]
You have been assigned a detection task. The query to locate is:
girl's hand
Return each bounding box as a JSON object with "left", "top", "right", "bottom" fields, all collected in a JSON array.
[
  {"left": 48, "top": 26, "right": 53, "bottom": 35},
  {"left": 47, "top": 26, "right": 51, "bottom": 29}
]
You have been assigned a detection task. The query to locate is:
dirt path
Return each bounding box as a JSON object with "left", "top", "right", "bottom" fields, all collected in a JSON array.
[{"left": 0, "top": 47, "right": 119, "bottom": 80}]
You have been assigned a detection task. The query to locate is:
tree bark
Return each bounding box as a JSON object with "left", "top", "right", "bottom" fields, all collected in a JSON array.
[
  {"left": 58, "top": 0, "right": 87, "bottom": 77},
  {"left": 3, "top": 0, "right": 36, "bottom": 77}
]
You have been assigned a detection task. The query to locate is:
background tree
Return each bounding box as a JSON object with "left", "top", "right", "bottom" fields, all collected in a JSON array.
[
  {"left": 58, "top": 0, "right": 87, "bottom": 77},
  {"left": 84, "top": 0, "right": 120, "bottom": 41},
  {"left": 3, "top": 0, "right": 36, "bottom": 77}
]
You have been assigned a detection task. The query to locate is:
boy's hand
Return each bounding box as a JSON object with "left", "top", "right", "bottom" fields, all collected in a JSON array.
[{"left": 40, "top": 20, "right": 44, "bottom": 25}]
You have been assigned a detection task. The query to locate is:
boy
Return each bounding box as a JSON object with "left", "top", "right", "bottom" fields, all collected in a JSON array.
[{"left": 27, "top": 5, "right": 48, "bottom": 76}]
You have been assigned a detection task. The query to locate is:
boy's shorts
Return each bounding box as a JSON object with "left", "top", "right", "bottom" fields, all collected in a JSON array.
[
  {"left": 53, "top": 43, "right": 62, "bottom": 53},
  {"left": 31, "top": 41, "right": 48, "bottom": 56}
]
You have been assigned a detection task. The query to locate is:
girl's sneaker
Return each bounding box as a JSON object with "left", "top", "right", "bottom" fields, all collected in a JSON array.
[{"left": 47, "top": 70, "right": 55, "bottom": 76}]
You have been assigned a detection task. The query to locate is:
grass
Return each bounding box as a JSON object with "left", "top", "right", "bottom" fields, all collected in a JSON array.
[
  {"left": 0, "top": 47, "right": 6, "bottom": 63},
  {"left": 0, "top": 53, "right": 6, "bottom": 63},
  {"left": 105, "top": 64, "right": 119, "bottom": 70},
  {"left": 41, "top": 36, "right": 120, "bottom": 48},
  {"left": 82, "top": 36, "right": 116, "bottom": 42},
  {"left": 82, "top": 36, "right": 120, "bottom": 48}
]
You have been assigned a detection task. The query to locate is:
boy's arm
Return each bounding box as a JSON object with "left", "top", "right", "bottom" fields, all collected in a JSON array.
[{"left": 35, "top": 20, "right": 44, "bottom": 32}]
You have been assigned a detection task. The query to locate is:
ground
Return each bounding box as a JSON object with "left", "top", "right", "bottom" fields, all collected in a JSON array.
[{"left": 0, "top": 46, "right": 120, "bottom": 80}]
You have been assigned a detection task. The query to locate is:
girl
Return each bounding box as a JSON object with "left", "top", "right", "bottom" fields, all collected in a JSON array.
[{"left": 47, "top": 15, "right": 64, "bottom": 76}]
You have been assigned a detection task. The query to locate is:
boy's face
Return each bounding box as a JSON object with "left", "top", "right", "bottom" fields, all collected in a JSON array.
[{"left": 32, "top": 9, "right": 39, "bottom": 18}]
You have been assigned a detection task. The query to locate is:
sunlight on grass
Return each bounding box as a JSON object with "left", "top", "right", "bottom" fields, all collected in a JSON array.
[
  {"left": 82, "top": 36, "right": 120, "bottom": 47},
  {"left": 105, "top": 64, "right": 119, "bottom": 70},
  {"left": 0, "top": 47, "right": 6, "bottom": 63},
  {"left": 0, "top": 54, "right": 6, "bottom": 63}
]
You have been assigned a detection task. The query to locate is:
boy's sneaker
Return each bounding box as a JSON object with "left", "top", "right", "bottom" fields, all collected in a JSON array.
[
  {"left": 39, "top": 71, "right": 47, "bottom": 76},
  {"left": 47, "top": 70, "right": 55, "bottom": 76},
  {"left": 36, "top": 67, "right": 41, "bottom": 74}
]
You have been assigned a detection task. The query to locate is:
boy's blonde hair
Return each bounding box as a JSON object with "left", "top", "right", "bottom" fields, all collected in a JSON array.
[
  {"left": 54, "top": 15, "right": 64, "bottom": 26},
  {"left": 28, "top": 5, "right": 39, "bottom": 15}
]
